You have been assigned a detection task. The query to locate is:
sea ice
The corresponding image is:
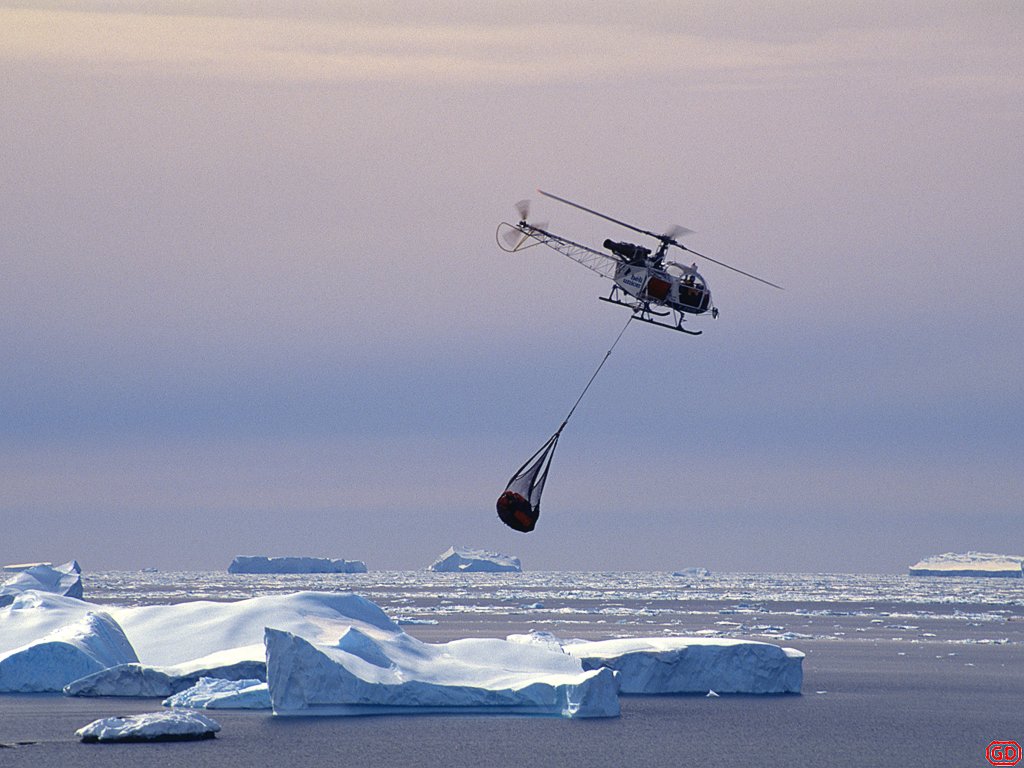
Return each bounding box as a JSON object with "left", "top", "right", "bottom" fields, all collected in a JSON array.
[
  {"left": 163, "top": 676, "right": 271, "bottom": 709},
  {"left": 265, "top": 624, "right": 620, "bottom": 717},
  {"left": 508, "top": 632, "right": 803, "bottom": 694},
  {"left": 428, "top": 546, "right": 522, "bottom": 573},
  {"left": 228, "top": 556, "right": 367, "bottom": 574},
  {"left": 76, "top": 711, "right": 220, "bottom": 742},
  {"left": 0, "top": 560, "right": 83, "bottom": 605},
  {"left": 909, "top": 552, "right": 1024, "bottom": 578}
]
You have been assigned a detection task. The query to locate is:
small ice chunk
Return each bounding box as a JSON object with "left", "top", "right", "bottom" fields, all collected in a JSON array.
[
  {"left": 76, "top": 711, "right": 220, "bottom": 742},
  {"left": 163, "top": 677, "right": 270, "bottom": 709}
]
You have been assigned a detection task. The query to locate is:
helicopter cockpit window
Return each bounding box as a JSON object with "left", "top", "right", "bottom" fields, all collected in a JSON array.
[{"left": 667, "top": 262, "right": 704, "bottom": 287}]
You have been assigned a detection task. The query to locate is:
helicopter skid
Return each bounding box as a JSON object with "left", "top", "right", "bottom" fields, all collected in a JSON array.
[{"left": 598, "top": 296, "right": 702, "bottom": 335}]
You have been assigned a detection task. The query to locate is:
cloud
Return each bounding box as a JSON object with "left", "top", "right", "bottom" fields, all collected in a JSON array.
[{"left": 3, "top": 4, "right": 1019, "bottom": 93}]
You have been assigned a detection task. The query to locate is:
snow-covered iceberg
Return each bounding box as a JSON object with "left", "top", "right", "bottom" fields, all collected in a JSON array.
[
  {"left": 568, "top": 638, "right": 802, "bottom": 694},
  {"left": 0, "top": 589, "right": 800, "bottom": 710},
  {"left": 228, "top": 556, "right": 367, "bottom": 574},
  {"left": 77, "top": 711, "right": 220, "bottom": 742},
  {"left": 428, "top": 546, "right": 521, "bottom": 573},
  {"left": 163, "top": 677, "right": 271, "bottom": 709},
  {"left": 909, "top": 552, "right": 1024, "bottom": 578},
  {"left": 266, "top": 627, "right": 619, "bottom": 717},
  {"left": 0, "top": 605, "right": 137, "bottom": 693},
  {"left": 0, "top": 560, "right": 83, "bottom": 605},
  {"left": 3, "top": 591, "right": 396, "bottom": 695},
  {"left": 508, "top": 632, "right": 803, "bottom": 694}
]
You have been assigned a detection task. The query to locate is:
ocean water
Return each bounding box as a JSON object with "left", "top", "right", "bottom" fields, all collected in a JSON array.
[{"left": 3, "top": 570, "right": 1023, "bottom": 767}]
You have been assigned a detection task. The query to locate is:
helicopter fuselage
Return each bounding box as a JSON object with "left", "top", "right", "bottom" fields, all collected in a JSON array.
[{"left": 612, "top": 261, "right": 712, "bottom": 315}]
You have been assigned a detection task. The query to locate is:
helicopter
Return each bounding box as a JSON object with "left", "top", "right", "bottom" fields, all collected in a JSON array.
[{"left": 497, "top": 189, "right": 782, "bottom": 334}]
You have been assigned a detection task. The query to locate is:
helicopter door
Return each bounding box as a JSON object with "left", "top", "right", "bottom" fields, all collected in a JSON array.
[{"left": 645, "top": 276, "right": 671, "bottom": 301}]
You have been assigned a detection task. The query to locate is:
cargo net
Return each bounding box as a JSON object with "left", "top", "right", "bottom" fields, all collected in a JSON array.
[{"left": 496, "top": 430, "right": 561, "bottom": 533}]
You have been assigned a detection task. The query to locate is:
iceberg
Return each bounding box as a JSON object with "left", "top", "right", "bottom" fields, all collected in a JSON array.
[
  {"left": 909, "top": 552, "right": 1024, "bottom": 578},
  {"left": 163, "top": 676, "right": 271, "bottom": 709},
  {"left": 673, "top": 567, "right": 711, "bottom": 578},
  {"left": 265, "top": 627, "right": 619, "bottom": 717},
  {"left": 112, "top": 591, "right": 397, "bottom": 667},
  {"left": 508, "top": 632, "right": 803, "bottom": 694},
  {"left": 428, "top": 546, "right": 521, "bottom": 573},
  {"left": 0, "top": 560, "right": 83, "bottom": 606},
  {"left": 228, "top": 556, "right": 367, "bottom": 574},
  {"left": 0, "top": 589, "right": 800, "bottom": 710},
  {"left": 76, "top": 711, "right": 220, "bottom": 742},
  {"left": 3, "top": 591, "right": 397, "bottom": 695},
  {"left": 0, "top": 609, "right": 137, "bottom": 693},
  {"left": 64, "top": 653, "right": 267, "bottom": 698}
]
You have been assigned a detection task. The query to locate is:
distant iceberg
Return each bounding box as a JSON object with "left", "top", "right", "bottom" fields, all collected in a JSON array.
[
  {"left": 228, "top": 556, "right": 367, "bottom": 574},
  {"left": 673, "top": 567, "right": 711, "bottom": 578},
  {"left": 909, "top": 552, "right": 1024, "bottom": 578},
  {"left": 0, "top": 560, "right": 82, "bottom": 606},
  {"left": 428, "top": 546, "right": 521, "bottom": 573}
]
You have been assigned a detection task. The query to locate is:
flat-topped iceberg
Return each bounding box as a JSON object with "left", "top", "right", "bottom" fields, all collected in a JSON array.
[
  {"left": 77, "top": 711, "right": 220, "bottom": 743},
  {"left": 508, "top": 632, "right": 803, "bottom": 694},
  {"left": 0, "top": 560, "right": 82, "bottom": 605},
  {"left": 428, "top": 546, "right": 521, "bottom": 573},
  {"left": 228, "top": 556, "right": 367, "bottom": 574},
  {"left": 266, "top": 627, "right": 619, "bottom": 717},
  {"left": 909, "top": 552, "right": 1024, "bottom": 578}
]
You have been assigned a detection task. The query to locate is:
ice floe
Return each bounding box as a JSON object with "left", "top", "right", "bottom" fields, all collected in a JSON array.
[{"left": 77, "top": 711, "right": 220, "bottom": 742}]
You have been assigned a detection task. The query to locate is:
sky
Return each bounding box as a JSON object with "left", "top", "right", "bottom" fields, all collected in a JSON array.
[{"left": 1, "top": 1, "right": 1022, "bottom": 573}]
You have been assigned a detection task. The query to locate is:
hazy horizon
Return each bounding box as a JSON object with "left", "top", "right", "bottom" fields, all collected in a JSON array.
[{"left": 2, "top": 2, "right": 1022, "bottom": 573}]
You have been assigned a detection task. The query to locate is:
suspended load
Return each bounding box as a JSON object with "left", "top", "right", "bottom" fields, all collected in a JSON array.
[
  {"left": 496, "top": 431, "right": 561, "bottom": 533},
  {"left": 495, "top": 316, "right": 633, "bottom": 533}
]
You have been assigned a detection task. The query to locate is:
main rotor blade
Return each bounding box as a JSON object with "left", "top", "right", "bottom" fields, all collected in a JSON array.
[
  {"left": 663, "top": 224, "right": 695, "bottom": 240},
  {"left": 537, "top": 189, "right": 666, "bottom": 241},
  {"left": 675, "top": 244, "right": 785, "bottom": 290}
]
